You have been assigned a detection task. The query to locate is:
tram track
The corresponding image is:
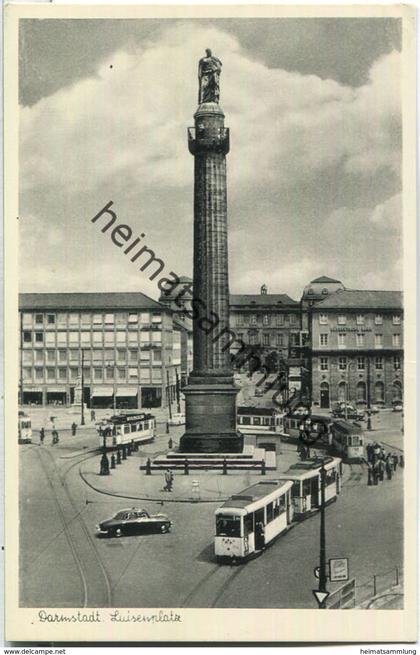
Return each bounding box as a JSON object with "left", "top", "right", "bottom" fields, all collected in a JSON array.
[
  {"left": 181, "top": 561, "right": 246, "bottom": 608},
  {"left": 31, "top": 446, "right": 113, "bottom": 607}
]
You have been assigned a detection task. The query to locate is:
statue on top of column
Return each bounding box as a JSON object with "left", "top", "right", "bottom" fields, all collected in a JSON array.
[{"left": 198, "top": 49, "right": 222, "bottom": 104}]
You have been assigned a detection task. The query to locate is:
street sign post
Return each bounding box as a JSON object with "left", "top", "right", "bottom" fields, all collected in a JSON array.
[
  {"left": 312, "top": 589, "right": 330, "bottom": 607},
  {"left": 329, "top": 557, "right": 349, "bottom": 582}
]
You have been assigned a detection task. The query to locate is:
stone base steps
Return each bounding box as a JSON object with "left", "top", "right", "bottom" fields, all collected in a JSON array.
[{"left": 140, "top": 446, "right": 276, "bottom": 471}]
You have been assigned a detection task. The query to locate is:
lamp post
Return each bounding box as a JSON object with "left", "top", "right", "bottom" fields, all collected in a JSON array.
[
  {"left": 344, "top": 360, "right": 356, "bottom": 421},
  {"left": 80, "top": 348, "right": 85, "bottom": 426},
  {"left": 318, "top": 464, "right": 328, "bottom": 608},
  {"left": 366, "top": 356, "right": 372, "bottom": 431}
]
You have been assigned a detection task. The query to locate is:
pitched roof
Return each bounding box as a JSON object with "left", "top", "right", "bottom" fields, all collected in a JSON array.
[
  {"left": 315, "top": 289, "right": 403, "bottom": 310},
  {"left": 19, "top": 292, "right": 165, "bottom": 312},
  {"left": 310, "top": 276, "right": 342, "bottom": 284},
  {"left": 230, "top": 294, "right": 299, "bottom": 307}
]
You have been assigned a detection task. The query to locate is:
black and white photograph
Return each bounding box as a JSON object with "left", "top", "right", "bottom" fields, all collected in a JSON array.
[{"left": 4, "top": 2, "right": 417, "bottom": 644}]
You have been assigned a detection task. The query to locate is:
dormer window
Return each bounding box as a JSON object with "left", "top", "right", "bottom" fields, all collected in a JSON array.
[
  {"left": 375, "top": 314, "right": 383, "bottom": 325},
  {"left": 337, "top": 315, "right": 346, "bottom": 325},
  {"left": 319, "top": 314, "right": 328, "bottom": 325},
  {"left": 322, "top": 288, "right": 328, "bottom": 295}
]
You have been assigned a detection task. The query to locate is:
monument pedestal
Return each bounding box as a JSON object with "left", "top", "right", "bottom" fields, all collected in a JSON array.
[{"left": 179, "top": 376, "right": 243, "bottom": 453}]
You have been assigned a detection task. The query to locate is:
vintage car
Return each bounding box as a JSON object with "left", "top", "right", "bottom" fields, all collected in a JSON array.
[
  {"left": 392, "top": 401, "right": 403, "bottom": 412},
  {"left": 96, "top": 508, "right": 171, "bottom": 537},
  {"left": 331, "top": 402, "right": 365, "bottom": 421}
]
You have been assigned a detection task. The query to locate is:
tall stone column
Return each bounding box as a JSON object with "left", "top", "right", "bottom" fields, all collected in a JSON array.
[{"left": 179, "top": 57, "right": 243, "bottom": 453}]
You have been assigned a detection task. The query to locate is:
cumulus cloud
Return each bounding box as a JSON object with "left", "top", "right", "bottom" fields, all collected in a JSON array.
[{"left": 19, "top": 22, "right": 402, "bottom": 297}]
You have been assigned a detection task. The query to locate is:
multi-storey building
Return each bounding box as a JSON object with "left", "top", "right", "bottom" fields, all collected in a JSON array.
[
  {"left": 19, "top": 292, "right": 187, "bottom": 409},
  {"left": 310, "top": 289, "right": 403, "bottom": 408},
  {"left": 229, "top": 285, "right": 302, "bottom": 360}
]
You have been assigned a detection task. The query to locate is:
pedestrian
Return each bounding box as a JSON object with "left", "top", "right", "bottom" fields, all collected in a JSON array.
[
  {"left": 91, "top": 409, "right": 96, "bottom": 422},
  {"left": 39, "top": 427, "right": 45, "bottom": 445},
  {"left": 52, "top": 429, "right": 59, "bottom": 445},
  {"left": 392, "top": 452, "right": 399, "bottom": 472},
  {"left": 298, "top": 422, "right": 305, "bottom": 442},
  {"left": 385, "top": 455, "right": 393, "bottom": 480},
  {"left": 378, "top": 458, "right": 385, "bottom": 482},
  {"left": 372, "top": 462, "right": 379, "bottom": 486},
  {"left": 71, "top": 422, "right": 77, "bottom": 436},
  {"left": 168, "top": 437, "right": 173, "bottom": 450},
  {"left": 366, "top": 443, "right": 373, "bottom": 464},
  {"left": 164, "top": 468, "right": 173, "bottom": 492},
  {"left": 399, "top": 454, "right": 405, "bottom": 468}
]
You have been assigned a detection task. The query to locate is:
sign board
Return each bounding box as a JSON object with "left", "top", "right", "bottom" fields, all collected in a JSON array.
[
  {"left": 312, "top": 589, "right": 329, "bottom": 607},
  {"left": 329, "top": 557, "right": 349, "bottom": 582}
]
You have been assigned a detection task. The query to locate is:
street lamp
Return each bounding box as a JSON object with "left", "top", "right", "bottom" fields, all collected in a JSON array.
[
  {"left": 344, "top": 360, "right": 356, "bottom": 421},
  {"left": 366, "top": 357, "right": 372, "bottom": 431},
  {"left": 318, "top": 463, "right": 328, "bottom": 608},
  {"left": 80, "top": 348, "right": 85, "bottom": 426}
]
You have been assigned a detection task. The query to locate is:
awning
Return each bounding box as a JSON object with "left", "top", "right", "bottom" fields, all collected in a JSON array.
[
  {"left": 116, "top": 387, "right": 138, "bottom": 397},
  {"left": 91, "top": 387, "right": 114, "bottom": 398},
  {"left": 47, "top": 387, "right": 67, "bottom": 393}
]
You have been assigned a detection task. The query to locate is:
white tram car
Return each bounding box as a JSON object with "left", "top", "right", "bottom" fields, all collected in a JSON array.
[
  {"left": 97, "top": 412, "right": 156, "bottom": 450},
  {"left": 18, "top": 411, "right": 32, "bottom": 444},
  {"left": 215, "top": 456, "right": 342, "bottom": 563},
  {"left": 278, "top": 456, "right": 342, "bottom": 518},
  {"left": 237, "top": 407, "right": 284, "bottom": 435},
  {"left": 215, "top": 479, "right": 294, "bottom": 562}
]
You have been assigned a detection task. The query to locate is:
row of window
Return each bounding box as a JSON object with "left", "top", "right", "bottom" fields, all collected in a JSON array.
[
  {"left": 22, "top": 366, "right": 163, "bottom": 383},
  {"left": 235, "top": 313, "right": 298, "bottom": 327},
  {"left": 236, "top": 332, "right": 300, "bottom": 347},
  {"left": 21, "top": 311, "right": 161, "bottom": 327},
  {"left": 22, "top": 331, "right": 162, "bottom": 346},
  {"left": 319, "top": 333, "right": 401, "bottom": 347},
  {"left": 21, "top": 348, "right": 162, "bottom": 364},
  {"left": 319, "top": 356, "right": 401, "bottom": 371},
  {"left": 318, "top": 313, "right": 401, "bottom": 325}
]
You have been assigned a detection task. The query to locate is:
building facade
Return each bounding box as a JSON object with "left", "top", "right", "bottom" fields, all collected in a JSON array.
[
  {"left": 19, "top": 292, "right": 187, "bottom": 409},
  {"left": 310, "top": 289, "right": 403, "bottom": 408}
]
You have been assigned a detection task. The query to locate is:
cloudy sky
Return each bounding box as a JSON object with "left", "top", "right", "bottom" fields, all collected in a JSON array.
[{"left": 19, "top": 17, "right": 402, "bottom": 301}]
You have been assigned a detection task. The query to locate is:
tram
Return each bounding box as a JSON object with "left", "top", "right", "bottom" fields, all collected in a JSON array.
[
  {"left": 96, "top": 412, "right": 156, "bottom": 450},
  {"left": 330, "top": 420, "right": 364, "bottom": 461},
  {"left": 215, "top": 479, "right": 294, "bottom": 562},
  {"left": 18, "top": 411, "right": 32, "bottom": 444},
  {"left": 278, "top": 456, "right": 342, "bottom": 518},
  {"left": 237, "top": 407, "right": 284, "bottom": 435},
  {"left": 215, "top": 455, "right": 342, "bottom": 563},
  {"left": 282, "top": 413, "right": 331, "bottom": 444}
]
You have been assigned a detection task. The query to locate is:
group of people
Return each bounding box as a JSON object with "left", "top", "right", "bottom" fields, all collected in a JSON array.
[
  {"left": 366, "top": 442, "right": 403, "bottom": 485},
  {"left": 39, "top": 426, "right": 60, "bottom": 445}
]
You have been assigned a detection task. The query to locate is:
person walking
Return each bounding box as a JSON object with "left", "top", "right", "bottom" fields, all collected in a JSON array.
[
  {"left": 385, "top": 454, "right": 393, "bottom": 480},
  {"left": 392, "top": 452, "right": 399, "bottom": 472},
  {"left": 378, "top": 457, "right": 385, "bottom": 482},
  {"left": 164, "top": 468, "right": 173, "bottom": 492},
  {"left": 91, "top": 409, "right": 96, "bottom": 422},
  {"left": 71, "top": 422, "right": 77, "bottom": 437},
  {"left": 39, "top": 427, "right": 45, "bottom": 445},
  {"left": 366, "top": 443, "right": 373, "bottom": 464}
]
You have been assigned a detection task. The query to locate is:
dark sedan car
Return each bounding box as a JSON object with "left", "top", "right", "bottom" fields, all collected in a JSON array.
[{"left": 97, "top": 507, "right": 171, "bottom": 537}]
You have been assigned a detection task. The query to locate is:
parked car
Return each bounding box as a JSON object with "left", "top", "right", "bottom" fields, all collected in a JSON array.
[
  {"left": 392, "top": 401, "right": 403, "bottom": 412},
  {"left": 97, "top": 508, "right": 171, "bottom": 537},
  {"left": 168, "top": 412, "right": 185, "bottom": 426},
  {"left": 331, "top": 402, "right": 365, "bottom": 421}
]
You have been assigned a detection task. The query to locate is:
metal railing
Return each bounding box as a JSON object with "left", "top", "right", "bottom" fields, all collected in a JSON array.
[{"left": 355, "top": 565, "right": 403, "bottom": 605}]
